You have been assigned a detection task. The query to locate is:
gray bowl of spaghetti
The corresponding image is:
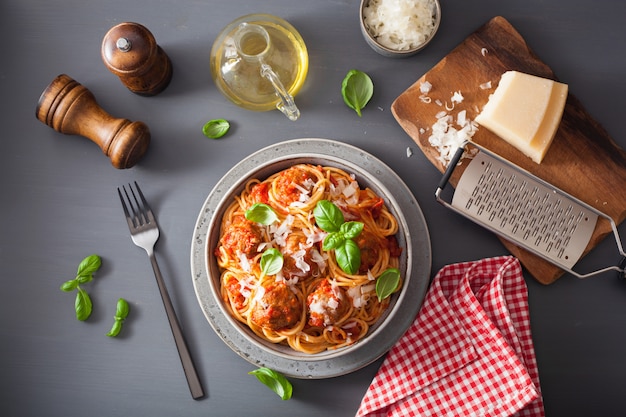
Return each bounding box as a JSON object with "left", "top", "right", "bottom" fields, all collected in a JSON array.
[{"left": 190, "top": 138, "right": 431, "bottom": 378}]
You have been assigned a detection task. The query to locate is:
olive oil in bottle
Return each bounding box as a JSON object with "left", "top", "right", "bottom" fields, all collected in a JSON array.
[{"left": 210, "top": 14, "right": 308, "bottom": 120}]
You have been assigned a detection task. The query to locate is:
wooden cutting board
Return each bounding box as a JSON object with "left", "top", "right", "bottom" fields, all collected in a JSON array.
[{"left": 391, "top": 16, "right": 626, "bottom": 284}]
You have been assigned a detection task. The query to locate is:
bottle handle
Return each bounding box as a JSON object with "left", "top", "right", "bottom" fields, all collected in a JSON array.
[{"left": 260, "top": 63, "right": 300, "bottom": 121}]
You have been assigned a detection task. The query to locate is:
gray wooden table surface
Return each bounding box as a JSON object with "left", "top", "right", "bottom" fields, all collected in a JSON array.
[{"left": 2, "top": 0, "right": 625, "bottom": 416}]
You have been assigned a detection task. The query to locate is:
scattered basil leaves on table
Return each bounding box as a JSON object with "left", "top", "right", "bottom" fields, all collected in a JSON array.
[
  {"left": 74, "top": 288, "right": 93, "bottom": 322},
  {"left": 245, "top": 203, "right": 279, "bottom": 225},
  {"left": 202, "top": 119, "right": 230, "bottom": 139},
  {"left": 107, "top": 298, "right": 130, "bottom": 337},
  {"left": 313, "top": 200, "right": 363, "bottom": 274},
  {"left": 341, "top": 69, "right": 374, "bottom": 117},
  {"left": 60, "top": 254, "right": 102, "bottom": 321},
  {"left": 249, "top": 367, "right": 293, "bottom": 400},
  {"left": 260, "top": 248, "right": 284, "bottom": 278},
  {"left": 375, "top": 268, "right": 401, "bottom": 301}
]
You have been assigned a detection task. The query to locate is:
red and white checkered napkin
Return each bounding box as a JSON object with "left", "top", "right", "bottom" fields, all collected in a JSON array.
[{"left": 356, "top": 256, "right": 545, "bottom": 417}]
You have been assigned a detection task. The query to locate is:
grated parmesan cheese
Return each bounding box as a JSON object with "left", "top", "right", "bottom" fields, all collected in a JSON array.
[
  {"left": 309, "top": 248, "right": 327, "bottom": 273},
  {"left": 450, "top": 91, "right": 464, "bottom": 103},
  {"left": 239, "top": 253, "right": 251, "bottom": 272},
  {"left": 269, "top": 215, "right": 294, "bottom": 247},
  {"left": 239, "top": 276, "right": 255, "bottom": 299},
  {"left": 347, "top": 285, "right": 365, "bottom": 308},
  {"left": 418, "top": 81, "right": 490, "bottom": 167},
  {"left": 419, "top": 94, "right": 432, "bottom": 103},
  {"left": 292, "top": 247, "right": 311, "bottom": 274},
  {"left": 363, "top": 0, "right": 437, "bottom": 51},
  {"left": 428, "top": 110, "right": 479, "bottom": 167},
  {"left": 342, "top": 181, "right": 359, "bottom": 198},
  {"left": 252, "top": 285, "right": 267, "bottom": 308}
]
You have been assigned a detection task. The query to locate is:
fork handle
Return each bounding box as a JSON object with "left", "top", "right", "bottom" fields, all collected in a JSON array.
[{"left": 149, "top": 254, "right": 205, "bottom": 399}]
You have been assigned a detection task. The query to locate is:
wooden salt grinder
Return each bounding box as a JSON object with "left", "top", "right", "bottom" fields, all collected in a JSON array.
[
  {"left": 36, "top": 74, "right": 151, "bottom": 169},
  {"left": 101, "top": 22, "right": 173, "bottom": 96}
]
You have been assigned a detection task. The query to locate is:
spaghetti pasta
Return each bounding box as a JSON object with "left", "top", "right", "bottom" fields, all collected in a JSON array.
[{"left": 213, "top": 164, "right": 402, "bottom": 354}]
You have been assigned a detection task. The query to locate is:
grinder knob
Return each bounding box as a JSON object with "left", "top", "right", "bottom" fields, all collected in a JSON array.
[
  {"left": 36, "top": 74, "right": 150, "bottom": 169},
  {"left": 101, "top": 22, "right": 173, "bottom": 96}
]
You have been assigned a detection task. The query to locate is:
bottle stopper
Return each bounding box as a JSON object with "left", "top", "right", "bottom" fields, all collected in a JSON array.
[
  {"left": 36, "top": 74, "right": 151, "bottom": 169},
  {"left": 101, "top": 22, "right": 173, "bottom": 96}
]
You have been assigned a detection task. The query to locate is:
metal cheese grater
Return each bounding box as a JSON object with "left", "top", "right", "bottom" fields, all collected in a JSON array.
[{"left": 435, "top": 141, "right": 626, "bottom": 279}]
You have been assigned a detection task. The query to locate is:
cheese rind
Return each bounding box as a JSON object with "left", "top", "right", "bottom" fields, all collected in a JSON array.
[{"left": 475, "top": 71, "right": 568, "bottom": 163}]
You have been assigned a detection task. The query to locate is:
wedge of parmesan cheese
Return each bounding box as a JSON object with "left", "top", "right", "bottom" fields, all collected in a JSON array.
[{"left": 475, "top": 70, "right": 568, "bottom": 163}]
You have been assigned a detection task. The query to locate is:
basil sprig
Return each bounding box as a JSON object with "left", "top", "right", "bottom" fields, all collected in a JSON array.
[
  {"left": 375, "top": 268, "right": 401, "bottom": 301},
  {"left": 260, "top": 248, "right": 284, "bottom": 278},
  {"left": 341, "top": 69, "right": 374, "bottom": 117},
  {"left": 249, "top": 367, "right": 293, "bottom": 400},
  {"left": 60, "top": 254, "right": 102, "bottom": 321},
  {"left": 202, "top": 119, "right": 230, "bottom": 139},
  {"left": 245, "top": 203, "right": 279, "bottom": 225},
  {"left": 107, "top": 298, "right": 130, "bottom": 337},
  {"left": 314, "top": 200, "right": 363, "bottom": 274}
]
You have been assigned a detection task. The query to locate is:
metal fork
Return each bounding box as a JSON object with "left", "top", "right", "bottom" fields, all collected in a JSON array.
[{"left": 118, "top": 181, "right": 204, "bottom": 400}]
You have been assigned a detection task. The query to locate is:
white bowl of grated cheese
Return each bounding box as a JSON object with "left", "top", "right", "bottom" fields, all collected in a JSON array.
[{"left": 360, "top": 0, "right": 441, "bottom": 57}]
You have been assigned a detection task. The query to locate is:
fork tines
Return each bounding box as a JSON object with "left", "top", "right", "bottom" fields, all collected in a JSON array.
[{"left": 118, "top": 181, "right": 156, "bottom": 229}]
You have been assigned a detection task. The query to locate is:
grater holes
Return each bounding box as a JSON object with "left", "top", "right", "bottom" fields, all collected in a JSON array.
[{"left": 450, "top": 151, "right": 598, "bottom": 269}]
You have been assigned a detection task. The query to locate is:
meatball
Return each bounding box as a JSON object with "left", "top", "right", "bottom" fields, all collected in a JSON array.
[
  {"left": 307, "top": 279, "right": 349, "bottom": 328},
  {"left": 249, "top": 182, "right": 270, "bottom": 205},
  {"left": 219, "top": 215, "right": 262, "bottom": 257},
  {"left": 282, "top": 234, "right": 322, "bottom": 281},
  {"left": 250, "top": 282, "right": 302, "bottom": 331},
  {"left": 273, "top": 166, "right": 317, "bottom": 207},
  {"left": 354, "top": 229, "right": 383, "bottom": 274}
]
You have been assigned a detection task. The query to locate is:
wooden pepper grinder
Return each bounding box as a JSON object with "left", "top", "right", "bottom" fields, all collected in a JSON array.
[
  {"left": 36, "top": 74, "right": 151, "bottom": 169},
  {"left": 101, "top": 22, "right": 173, "bottom": 96}
]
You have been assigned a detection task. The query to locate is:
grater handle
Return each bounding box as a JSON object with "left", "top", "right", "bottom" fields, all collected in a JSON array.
[{"left": 437, "top": 145, "right": 466, "bottom": 191}]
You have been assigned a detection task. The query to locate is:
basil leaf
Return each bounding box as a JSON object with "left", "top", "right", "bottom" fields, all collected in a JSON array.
[
  {"left": 322, "top": 232, "right": 345, "bottom": 251},
  {"left": 341, "top": 69, "right": 373, "bottom": 117},
  {"left": 115, "top": 298, "right": 130, "bottom": 320},
  {"left": 375, "top": 268, "right": 401, "bottom": 301},
  {"left": 245, "top": 203, "right": 279, "bottom": 225},
  {"left": 107, "top": 298, "right": 130, "bottom": 337},
  {"left": 107, "top": 321, "right": 123, "bottom": 337},
  {"left": 260, "top": 248, "right": 284, "bottom": 277},
  {"left": 249, "top": 367, "right": 293, "bottom": 400},
  {"left": 76, "top": 274, "right": 93, "bottom": 285},
  {"left": 202, "top": 119, "right": 230, "bottom": 139},
  {"left": 313, "top": 200, "right": 344, "bottom": 233},
  {"left": 60, "top": 279, "right": 79, "bottom": 292},
  {"left": 76, "top": 254, "right": 102, "bottom": 277},
  {"left": 75, "top": 288, "right": 92, "bottom": 321},
  {"left": 340, "top": 221, "right": 364, "bottom": 240},
  {"left": 335, "top": 239, "right": 361, "bottom": 275}
]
